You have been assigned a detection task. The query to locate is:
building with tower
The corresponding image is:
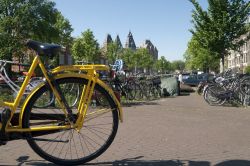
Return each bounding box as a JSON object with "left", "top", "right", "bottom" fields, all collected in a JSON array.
[
  {"left": 140, "top": 40, "right": 158, "bottom": 61},
  {"left": 101, "top": 31, "right": 158, "bottom": 71}
]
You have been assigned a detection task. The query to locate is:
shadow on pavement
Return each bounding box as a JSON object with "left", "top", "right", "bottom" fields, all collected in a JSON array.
[
  {"left": 15, "top": 155, "right": 250, "bottom": 166},
  {"left": 15, "top": 156, "right": 54, "bottom": 166},
  {"left": 87, "top": 158, "right": 250, "bottom": 166},
  {"left": 122, "top": 100, "right": 159, "bottom": 107},
  {"left": 179, "top": 92, "right": 191, "bottom": 96}
]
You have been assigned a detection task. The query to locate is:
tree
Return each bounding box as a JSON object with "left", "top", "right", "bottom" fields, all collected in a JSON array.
[
  {"left": 119, "top": 48, "right": 153, "bottom": 73},
  {"left": 0, "top": 0, "right": 73, "bottom": 60},
  {"left": 184, "top": 36, "right": 219, "bottom": 72},
  {"left": 71, "top": 29, "right": 100, "bottom": 63},
  {"left": 171, "top": 60, "right": 185, "bottom": 71},
  {"left": 121, "top": 48, "right": 134, "bottom": 71},
  {"left": 190, "top": 0, "right": 250, "bottom": 72},
  {"left": 106, "top": 42, "right": 122, "bottom": 64},
  {"left": 155, "top": 56, "right": 171, "bottom": 73},
  {"left": 54, "top": 12, "right": 73, "bottom": 46},
  {"left": 135, "top": 48, "right": 153, "bottom": 69}
]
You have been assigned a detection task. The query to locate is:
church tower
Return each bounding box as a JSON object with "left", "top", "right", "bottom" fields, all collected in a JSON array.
[
  {"left": 103, "top": 34, "right": 113, "bottom": 47},
  {"left": 115, "top": 35, "right": 123, "bottom": 49},
  {"left": 102, "top": 34, "right": 113, "bottom": 52},
  {"left": 125, "top": 31, "right": 136, "bottom": 50}
]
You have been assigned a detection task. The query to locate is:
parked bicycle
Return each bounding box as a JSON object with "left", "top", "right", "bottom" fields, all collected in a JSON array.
[
  {"left": 203, "top": 69, "right": 250, "bottom": 106},
  {"left": 0, "top": 40, "right": 123, "bottom": 165},
  {"left": 0, "top": 60, "right": 55, "bottom": 108},
  {"left": 146, "top": 76, "right": 162, "bottom": 99},
  {"left": 0, "top": 60, "right": 81, "bottom": 108},
  {"left": 109, "top": 60, "right": 138, "bottom": 101}
]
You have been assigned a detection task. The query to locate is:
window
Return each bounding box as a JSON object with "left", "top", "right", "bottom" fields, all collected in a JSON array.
[{"left": 243, "top": 43, "right": 247, "bottom": 52}]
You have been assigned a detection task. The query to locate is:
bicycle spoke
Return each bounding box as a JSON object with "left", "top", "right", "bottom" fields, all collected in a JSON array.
[{"left": 23, "top": 77, "right": 118, "bottom": 165}]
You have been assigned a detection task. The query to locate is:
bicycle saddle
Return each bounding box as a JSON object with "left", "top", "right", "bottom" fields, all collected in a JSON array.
[{"left": 26, "top": 40, "right": 62, "bottom": 57}]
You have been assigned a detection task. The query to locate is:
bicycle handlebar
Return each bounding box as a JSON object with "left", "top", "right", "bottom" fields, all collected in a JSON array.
[{"left": 0, "top": 60, "right": 30, "bottom": 67}]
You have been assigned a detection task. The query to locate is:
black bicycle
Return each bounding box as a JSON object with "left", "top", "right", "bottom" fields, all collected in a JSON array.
[{"left": 203, "top": 70, "right": 250, "bottom": 106}]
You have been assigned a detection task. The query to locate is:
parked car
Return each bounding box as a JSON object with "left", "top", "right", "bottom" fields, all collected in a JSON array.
[{"left": 182, "top": 73, "right": 214, "bottom": 86}]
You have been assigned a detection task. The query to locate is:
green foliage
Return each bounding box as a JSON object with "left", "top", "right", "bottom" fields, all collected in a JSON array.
[
  {"left": 189, "top": 0, "right": 250, "bottom": 71},
  {"left": 184, "top": 36, "right": 219, "bottom": 72},
  {"left": 244, "top": 66, "right": 250, "bottom": 74},
  {"left": 120, "top": 48, "right": 135, "bottom": 70},
  {"left": 54, "top": 12, "right": 73, "bottom": 46},
  {"left": 71, "top": 29, "right": 100, "bottom": 63},
  {"left": 117, "top": 48, "right": 154, "bottom": 73},
  {"left": 0, "top": 0, "right": 73, "bottom": 62},
  {"left": 106, "top": 42, "right": 122, "bottom": 64},
  {"left": 134, "top": 48, "right": 153, "bottom": 69},
  {"left": 0, "top": 88, "right": 14, "bottom": 102},
  {"left": 155, "top": 56, "right": 171, "bottom": 73},
  {"left": 171, "top": 60, "right": 185, "bottom": 71}
]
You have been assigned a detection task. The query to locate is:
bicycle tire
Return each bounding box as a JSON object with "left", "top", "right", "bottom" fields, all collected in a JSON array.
[
  {"left": 33, "top": 83, "right": 80, "bottom": 108},
  {"left": 155, "top": 85, "right": 162, "bottom": 98},
  {"left": 152, "top": 85, "right": 161, "bottom": 99},
  {"left": 148, "top": 85, "right": 155, "bottom": 100},
  {"left": 203, "top": 84, "right": 226, "bottom": 106},
  {"left": 33, "top": 91, "right": 55, "bottom": 108},
  {"left": 125, "top": 80, "right": 137, "bottom": 100},
  {"left": 140, "top": 81, "right": 150, "bottom": 99},
  {"left": 134, "top": 83, "right": 143, "bottom": 100},
  {"left": 22, "top": 77, "right": 119, "bottom": 165},
  {"left": 239, "top": 76, "right": 250, "bottom": 96}
]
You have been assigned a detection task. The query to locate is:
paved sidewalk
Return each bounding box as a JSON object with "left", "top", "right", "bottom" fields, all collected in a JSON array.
[{"left": 1, "top": 93, "right": 250, "bottom": 165}]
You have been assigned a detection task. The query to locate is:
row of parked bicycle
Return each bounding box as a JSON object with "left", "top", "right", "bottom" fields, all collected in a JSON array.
[
  {"left": 0, "top": 59, "right": 163, "bottom": 107},
  {"left": 197, "top": 69, "right": 250, "bottom": 106},
  {"left": 105, "top": 72, "right": 162, "bottom": 102}
]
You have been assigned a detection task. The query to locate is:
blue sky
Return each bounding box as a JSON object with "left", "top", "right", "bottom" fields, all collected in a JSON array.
[{"left": 53, "top": 0, "right": 207, "bottom": 61}]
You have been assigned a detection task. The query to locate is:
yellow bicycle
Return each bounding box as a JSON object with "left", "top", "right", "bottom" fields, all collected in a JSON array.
[{"left": 0, "top": 40, "right": 123, "bottom": 165}]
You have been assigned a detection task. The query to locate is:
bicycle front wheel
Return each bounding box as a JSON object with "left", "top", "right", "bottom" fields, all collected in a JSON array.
[
  {"left": 22, "top": 77, "right": 119, "bottom": 165},
  {"left": 240, "top": 76, "right": 250, "bottom": 96},
  {"left": 204, "top": 84, "right": 226, "bottom": 106},
  {"left": 125, "top": 80, "right": 137, "bottom": 100}
]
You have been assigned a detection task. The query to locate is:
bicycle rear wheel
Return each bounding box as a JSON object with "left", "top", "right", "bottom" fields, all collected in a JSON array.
[{"left": 22, "top": 77, "right": 119, "bottom": 165}]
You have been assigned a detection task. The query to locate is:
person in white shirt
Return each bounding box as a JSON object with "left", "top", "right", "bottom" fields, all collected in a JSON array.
[{"left": 178, "top": 72, "right": 183, "bottom": 83}]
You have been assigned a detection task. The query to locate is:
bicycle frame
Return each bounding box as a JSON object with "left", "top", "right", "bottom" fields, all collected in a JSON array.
[
  {"left": 51, "top": 65, "right": 123, "bottom": 130},
  {"left": 0, "top": 60, "right": 40, "bottom": 95},
  {"left": 0, "top": 55, "right": 123, "bottom": 133}
]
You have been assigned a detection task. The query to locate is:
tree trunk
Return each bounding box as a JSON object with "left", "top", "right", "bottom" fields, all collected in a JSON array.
[{"left": 220, "top": 54, "right": 225, "bottom": 73}]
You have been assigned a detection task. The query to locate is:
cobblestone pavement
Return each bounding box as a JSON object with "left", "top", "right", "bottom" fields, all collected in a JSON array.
[{"left": 1, "top": 93, "right": 250, "bottom": 166}]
